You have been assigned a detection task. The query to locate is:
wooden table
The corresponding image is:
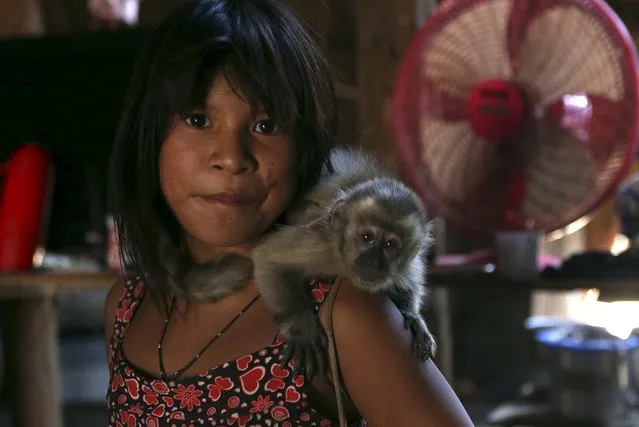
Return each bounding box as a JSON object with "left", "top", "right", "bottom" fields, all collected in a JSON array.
[
  {"left": 0, "top": 270, "right": 117, "bottom": 427},
  {"left": 2, "top": 266, "right": 637, "bottom": 427}
]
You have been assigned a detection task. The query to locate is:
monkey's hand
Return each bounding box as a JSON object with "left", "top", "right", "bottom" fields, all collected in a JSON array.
[
  {"left": 279, "top": 311, "right": 329, "bottom": 382},
  {"left": 403, "top": 314, "right": 436, "bottom": 361}
]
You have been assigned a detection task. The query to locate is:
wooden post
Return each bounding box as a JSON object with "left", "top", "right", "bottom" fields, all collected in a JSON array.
[
  {"left": 2, "top": 294, "right": 63, "bottom": 427},
  {"left": 0, "top": 0, "right": 44, "bottom": 36},
  {"left": 355, "top": 0, "right": 415, "bottom": 173}
]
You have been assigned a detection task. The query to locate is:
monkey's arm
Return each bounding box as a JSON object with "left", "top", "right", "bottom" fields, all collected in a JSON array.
[
  {"left": 387, "top": 285, "right": 436, "bottom": 361},
  {"left": 253, "top": 225, "right": 343, "bottom": 380},
  {"left": 317, "top": 279, "right": 473, "bottom": 427}
]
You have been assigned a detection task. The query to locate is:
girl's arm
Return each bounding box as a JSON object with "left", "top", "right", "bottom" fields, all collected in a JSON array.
[{"left": 324, "top": 279, "right": 473, "bottom": 426}]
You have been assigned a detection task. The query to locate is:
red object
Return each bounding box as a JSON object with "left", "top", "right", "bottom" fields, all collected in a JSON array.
[
  {"left": 0, "top": 144, "right": 54, "bottom": 271},
  {"left": 106, "top": 215, "right": 121, "bottom": 272},
  {"left": 466, "top": 79, "right": 527, "bottom": 142},
  {"left": 392, "top": 0, "right": 639, "bottom": 236}
]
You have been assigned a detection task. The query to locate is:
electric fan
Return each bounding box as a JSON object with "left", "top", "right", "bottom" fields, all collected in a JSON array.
[{"left": 393, "top": 0, "right": 639, "bottom": 243}]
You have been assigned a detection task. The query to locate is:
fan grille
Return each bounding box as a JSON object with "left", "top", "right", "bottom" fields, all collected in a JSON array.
[{"left": 394, "top": 0, "right": 639, "bottom": 234}]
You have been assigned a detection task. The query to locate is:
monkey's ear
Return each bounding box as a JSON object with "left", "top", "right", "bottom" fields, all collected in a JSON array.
[{"left": 329, "top": 198, "right": 347, "bottom": 229}]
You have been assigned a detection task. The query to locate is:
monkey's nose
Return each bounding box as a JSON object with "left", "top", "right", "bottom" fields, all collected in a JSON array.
[{"left": 354, "top": 257, "right": 388, "bottom": 282}]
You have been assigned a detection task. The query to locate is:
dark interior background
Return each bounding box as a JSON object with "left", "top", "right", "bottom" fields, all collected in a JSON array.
[{"left": 0, "top": 29, "right": 148, "bottom": 252}]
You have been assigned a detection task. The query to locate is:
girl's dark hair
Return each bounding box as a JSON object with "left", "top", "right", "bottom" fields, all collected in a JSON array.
[{"left": 108, "top": 0, "right": 337, "bottom": 310}]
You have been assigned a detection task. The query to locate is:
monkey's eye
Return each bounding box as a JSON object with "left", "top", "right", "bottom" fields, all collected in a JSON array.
[
  {"left": 360, "top": 231, "right": 376, "bottom": 245},
  {"left": 383, "top": 239, "right": 400, "bottom": 250}
]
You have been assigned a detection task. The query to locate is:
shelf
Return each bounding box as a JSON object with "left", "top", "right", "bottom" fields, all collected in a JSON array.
[
  {"left": 0, "top": 270, "right": 117, "bottom": 299},
  {"left": 430, "top": 265, "right": 639, "bottom": 293}
]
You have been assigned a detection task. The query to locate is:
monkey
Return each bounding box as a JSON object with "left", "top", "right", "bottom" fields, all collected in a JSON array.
[
  {"left": 158, "top": 232, "right": 253, "bottom": 301},
  {"left": 158, "top": 148, "right": 436, "bottom": 381},
  {"left": 251, "top": 148, "right": 436, "bottom": 380}
]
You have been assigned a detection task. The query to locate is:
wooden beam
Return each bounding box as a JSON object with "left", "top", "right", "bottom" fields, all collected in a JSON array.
[
  {"left": 284, "top": 0, "right": 331, "bottom": 45},
  {"left": 334, "top": 81, "right": 361, "bottom": 103},
  {"left": 2, "top": 295, "right": 62, "bottom": 427},
  {"left": 0, "top": 270, "right": 116, "bottom": 299},
  {"left": 355, "top": 0, "right": 416, "bottom": 173},
  {"left": 0, "top": 0, "right": 44, "bottom": 36}
]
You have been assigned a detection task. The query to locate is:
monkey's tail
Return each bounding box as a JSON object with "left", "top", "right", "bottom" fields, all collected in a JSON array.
[{"left": 182, "top": 254, "right": 254, "bottom": 301}]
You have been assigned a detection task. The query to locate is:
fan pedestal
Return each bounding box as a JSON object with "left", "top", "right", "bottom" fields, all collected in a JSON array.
[
  {"left": 431, "top": 221, "right": 535, "bottom": 397},
  {"left": 495, "top": 231, "right": 542, "bottom": 281},
  {"left": 430, "top": 220, "right": 499, "bottom": 382}
]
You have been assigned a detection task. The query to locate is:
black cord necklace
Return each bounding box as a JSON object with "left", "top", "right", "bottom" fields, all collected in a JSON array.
[{"left": 158, "top": 294, "right": 261, "bottom": 381}]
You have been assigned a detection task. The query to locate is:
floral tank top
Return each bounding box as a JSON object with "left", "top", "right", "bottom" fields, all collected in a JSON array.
[{"left": 107, "top": 276, "right": 367, "bottom": 426}]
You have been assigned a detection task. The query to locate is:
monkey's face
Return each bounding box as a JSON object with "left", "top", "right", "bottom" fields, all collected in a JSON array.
[
  {"left": 352, "top": 225, "right": 402, "bottom": 282},
  {"left": 337, "top": 198, "right": 428, "bottom": 291}
]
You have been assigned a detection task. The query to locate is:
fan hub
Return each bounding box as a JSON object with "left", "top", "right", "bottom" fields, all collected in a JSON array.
[{"left": 467, "top": 79, "right": 527, "bottom": 142}]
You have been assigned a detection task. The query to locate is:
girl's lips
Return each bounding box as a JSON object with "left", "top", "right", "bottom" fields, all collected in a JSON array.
[{"left": 201, "top": 192, "right": 242, "bottom": 206}]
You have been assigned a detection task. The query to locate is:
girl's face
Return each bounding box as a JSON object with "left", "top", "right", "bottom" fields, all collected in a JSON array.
[{"left": 159, "top": 74, "right": 296, "bottom": 261}]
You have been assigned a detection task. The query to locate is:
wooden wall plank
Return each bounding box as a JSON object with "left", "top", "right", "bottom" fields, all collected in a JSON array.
[
  {"left": 355, "top": 0, "right": 416, "bottom": 172},
  {"left": 0, "top": 0, "right": 44, "bottom": 37}
]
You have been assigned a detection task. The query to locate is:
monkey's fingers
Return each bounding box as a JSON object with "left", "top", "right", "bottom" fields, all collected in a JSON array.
[
  {"left": 315, "top": 331, "right": 329, "bottom": 377},
  {"left": 403, "top": 315, "right": 416, "bottom": 330},
  {"left": 289, "top": 343, "right": 310, "bottom": 379},
  {"left": 282, "top": 342, "right": 310, "bottom": 379},
  {"left": 282, "top": 341, "right": 319, "bottom": 382},
  {"left": 408, "top": 322, "right": 437, "bottom": 361},
  {"left": 305, "top": 327, "right": 329, "bottom": 380},
  {"left": 303, "top": 346, "right": 316, "bottom": 382},
  {"left": 411, "top": 337, "right": 433, "bottom": 362},
  {"left": 280, "top": 343, "right": 296, "bottom": 369},
  {"left": 314, "top": 347, "right": 328, "bottom": 380},
  {"left": 279, "top": 313, "right": 330, "bottom": 381},
  {"left": 318, "top": 326, "right": 329, "bottom": 351},
  {"left": 308, "top": 338, "right": 332, "bottom": 381}
]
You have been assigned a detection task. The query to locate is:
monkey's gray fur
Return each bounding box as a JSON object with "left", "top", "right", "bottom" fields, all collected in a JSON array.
[
  {"left": 159, "top": 234, "right": 253, "bottom": 302},
  {"left": 253, "top": 148, "right": 435, "bottom": 380},
  {"left": 159, "top": 148, "right": 436, "bottom": 381}
]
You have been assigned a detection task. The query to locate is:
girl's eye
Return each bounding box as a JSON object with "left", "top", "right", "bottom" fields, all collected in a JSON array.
[
  {"left": 253, "top": 119, "right": 281, "bottom": 135},
  {"left": 183, "top": 114, "right": 211, "bottom": 129}
]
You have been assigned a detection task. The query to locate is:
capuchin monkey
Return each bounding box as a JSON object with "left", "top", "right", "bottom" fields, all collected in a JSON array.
[
  {"left": 160, "top": 148, "right": 436, "bottom": 381},
  {"left": 253, "top": 148, "right": 435, "bottom": 380}
]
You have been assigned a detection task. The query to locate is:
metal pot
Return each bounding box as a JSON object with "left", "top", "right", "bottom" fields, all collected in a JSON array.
[{"left": 535, "top": 324, "right": 639, "bottom": 422}]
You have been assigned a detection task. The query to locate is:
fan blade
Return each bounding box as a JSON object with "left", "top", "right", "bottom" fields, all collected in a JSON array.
[
  {"left": 507, "top": 0, "right": 556, "bottom": 74},
  {"left": 420, "top": 79, "right": 468, "bottom": 122},
  {"left": 545, "top": 93, "right": 629, "bottom": 170},
  {"left": 507, "top": 118, "right": 598, "bottom": 231}
]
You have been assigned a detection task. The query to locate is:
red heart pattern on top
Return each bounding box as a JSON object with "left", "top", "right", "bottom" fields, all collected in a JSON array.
[
  {"left": 264, "top": 378, "right": 285, "bottom": 392},
  {"left": 236, "top": 355, "right": 252, "bottom": 371},
  {"left": 293, "top": 375, "right": 305, "bottom": 387},
  {"left": 214, "top": 376, "right": 233, "bottom": 391},
  {"left": 107, "top": 278, "right": 367, "bottom": 426},
  {"left": 151, "top": 404, "right": 165, "bottom": 418},
  {"left": 285, "top": 386, "right": 301, "bottom": 403},
  {"left": 270, "top": 364, "right": 289, "bottom": 378},
  {"left": 239, "top": 366, "right": 265, "bottom": 395},
  {"left": 125, "top": 378, "right": 139, "bottom": 399}
]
